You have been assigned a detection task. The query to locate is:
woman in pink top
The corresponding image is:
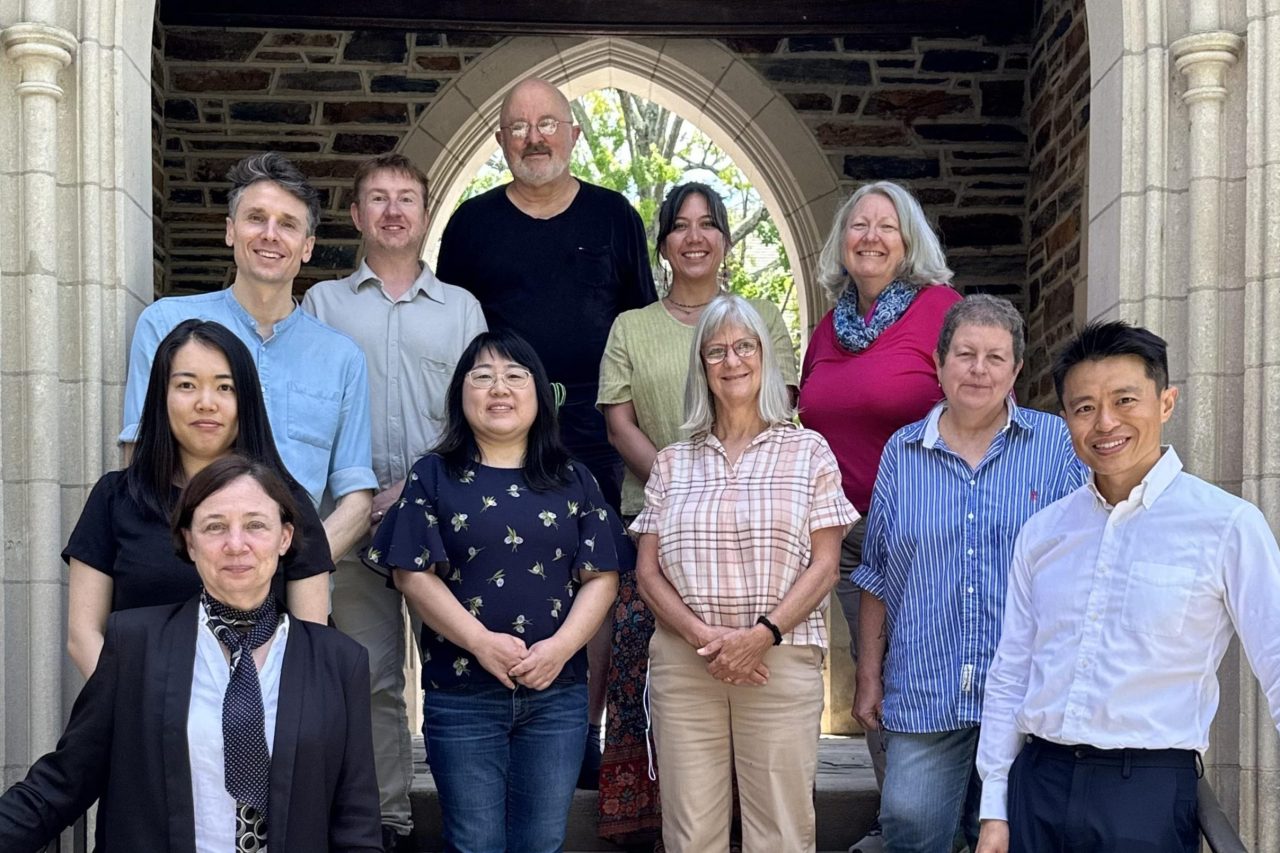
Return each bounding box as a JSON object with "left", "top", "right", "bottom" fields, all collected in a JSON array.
[{"left": 797, "top": 181, "right": 959, "bottom": 842}]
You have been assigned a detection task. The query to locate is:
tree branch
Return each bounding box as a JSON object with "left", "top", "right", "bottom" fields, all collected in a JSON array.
[
  {"left": 730, "top": 205, "right": 769, "bottom": 246},
  {"left": 571, "top": 101, "right": 596, "bottom": 150}
]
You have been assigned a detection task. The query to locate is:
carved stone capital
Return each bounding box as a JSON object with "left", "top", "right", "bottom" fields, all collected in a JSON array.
[
  {"left": 2, "top": 22, "right": 77, "bottom": 100},
  {"left": 1171, "top": 31, "right": 1243, "bottom": 105}
]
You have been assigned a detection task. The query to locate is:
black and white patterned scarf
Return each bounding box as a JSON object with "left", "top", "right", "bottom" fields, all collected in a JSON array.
[{"left": 202, "top": 590, "right": 282, "bottom": 853}]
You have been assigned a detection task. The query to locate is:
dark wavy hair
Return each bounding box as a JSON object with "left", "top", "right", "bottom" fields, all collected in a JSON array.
[
  {"left": 655, "top": 181, "right": 733, "bottom": 263},
  {"left": 171, "top": 454, "right": 300, "bottom": 564},
  {"left": 127, "top": 319, "right": 295, "bottom": 520},
  {"left": 1051, "top": 320, "right": 1169, "bottom": 406},
  {"left": 432, "top": 330, "right": 570, "bottom": 491}
]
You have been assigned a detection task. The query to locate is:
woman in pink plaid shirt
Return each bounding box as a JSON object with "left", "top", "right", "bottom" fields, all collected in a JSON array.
[{"left": 632, "top": 294, "right": 858, "bottom": 853}]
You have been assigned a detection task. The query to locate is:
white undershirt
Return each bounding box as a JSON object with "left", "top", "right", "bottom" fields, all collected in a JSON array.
[{"left": 188, "top": 607, "right": 289, "bottom": 853}]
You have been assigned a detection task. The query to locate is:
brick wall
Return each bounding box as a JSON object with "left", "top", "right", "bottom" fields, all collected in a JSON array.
[
  {"left": 155, "top": 28, "right": 493, "bottom": 294},
  {"left": 733, "top": 34, "right": 1030, "bottom": 303},
  {"left": 1023, "top": 0, "right": 1089, "bottom": 407},
  {"left": 153, "top": 27, "right": 1034, "bottom": 313},
  {"left": 151, "top": 19, "right": 168, "bottom": 294}
]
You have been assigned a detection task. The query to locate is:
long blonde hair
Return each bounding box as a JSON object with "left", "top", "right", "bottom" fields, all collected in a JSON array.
[{"left": 815, "top": 180, "right": 953, "bottom": 301}]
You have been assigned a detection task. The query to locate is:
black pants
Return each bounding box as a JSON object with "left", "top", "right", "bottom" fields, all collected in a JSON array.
[{"left": 1008, "top": 736, "right": 1200, "bottom": 853}]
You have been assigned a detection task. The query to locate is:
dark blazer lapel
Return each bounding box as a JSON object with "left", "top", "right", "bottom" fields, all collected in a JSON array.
[
  {"left": 268, "top": 618, "right": 305, "bottom": 849},
  {"left": 161, "top": 596, "right": 201, "bottom": 851}
]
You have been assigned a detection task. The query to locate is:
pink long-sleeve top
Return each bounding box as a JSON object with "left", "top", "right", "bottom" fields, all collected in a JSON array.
[{"left": 798, "top": 284, "right": 961, "bottom": 514}]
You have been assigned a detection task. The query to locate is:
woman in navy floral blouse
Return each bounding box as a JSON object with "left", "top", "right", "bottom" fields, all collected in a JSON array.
[{"left": 366, "top": 329, "right": 619, "bottom": 853}]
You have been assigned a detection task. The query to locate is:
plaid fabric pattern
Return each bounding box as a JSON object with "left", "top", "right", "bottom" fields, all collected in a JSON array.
[{"left": 632, "top": 424, "right": 857, "bottom": 648}]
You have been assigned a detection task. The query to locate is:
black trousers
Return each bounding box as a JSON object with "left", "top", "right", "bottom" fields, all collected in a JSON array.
[{"left": 1008, "top": 735, "right": 1200, "bottom": 853}]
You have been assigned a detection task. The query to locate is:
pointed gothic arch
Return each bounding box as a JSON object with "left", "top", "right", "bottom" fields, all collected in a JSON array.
[{"left": 400, "top": 35, "right": 843, "bottom": 334}]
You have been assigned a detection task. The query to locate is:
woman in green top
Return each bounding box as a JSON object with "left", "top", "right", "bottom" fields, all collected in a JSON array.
[{"left": 595, "top": 182, "right": 797, "bottom": 848}]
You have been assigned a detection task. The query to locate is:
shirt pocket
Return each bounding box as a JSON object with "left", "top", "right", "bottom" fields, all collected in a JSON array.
[
  {"left": 573, "top": 244, "right": 614, "bottom": 290},
  {"left": 1120, "top": 561, "right": 1198, "bottom": 637},
  {"left": 286, "top": 382, "right": 342, "bottom": 450},
  {"left": 419, "top": 357, "right": 453, "bottom": 422}
]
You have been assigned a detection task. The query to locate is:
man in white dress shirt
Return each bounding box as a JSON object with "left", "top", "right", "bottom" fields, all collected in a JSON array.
[{"left": 974, "top": 321, "right": 1280, "bottom": 853}]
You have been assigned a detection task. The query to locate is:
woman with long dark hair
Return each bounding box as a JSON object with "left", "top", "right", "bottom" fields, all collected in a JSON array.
[
  {"left": 64, "top": 319, "right": 332, "bottom": 677},
  {"left": 367, "top": 329, "right": 619, "bottom": 852}
]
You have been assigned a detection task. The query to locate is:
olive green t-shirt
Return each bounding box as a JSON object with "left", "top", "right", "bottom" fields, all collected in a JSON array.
[{"left": 597, "top": 299, "right": 799, "bottom": 516}]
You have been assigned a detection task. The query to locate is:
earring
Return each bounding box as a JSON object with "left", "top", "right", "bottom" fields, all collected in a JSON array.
[{"left": 717, "top": 262, "right": 730, "bottom": 289}]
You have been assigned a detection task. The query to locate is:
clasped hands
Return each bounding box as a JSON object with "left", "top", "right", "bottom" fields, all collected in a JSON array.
[
  {"left": 696, "top": 624, "right": 773, "bottom": 686},
  {"left": 473, "top": 630, "right": 568, "bottom": 690}
]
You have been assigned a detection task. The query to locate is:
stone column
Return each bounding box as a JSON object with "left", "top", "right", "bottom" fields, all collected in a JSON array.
[
  {"left": 1171, "top": 29, "right": 1243, "bottom": 487},
  {"left": 1238, "top": 3, "right": 1280, "bottom": 847},
  {"left": 1, "top": 15, "right": 153, "bottom": 847},
  {"left": 1, "top": 18, "right": 77, "bottom": 773}
]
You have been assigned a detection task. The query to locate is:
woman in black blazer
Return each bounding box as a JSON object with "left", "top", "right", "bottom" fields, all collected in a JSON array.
[{"left": 0, "top": 455, "right": 381, "bottom": 852}]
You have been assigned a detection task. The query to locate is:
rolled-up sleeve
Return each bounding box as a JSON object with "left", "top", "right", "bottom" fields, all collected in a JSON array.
[
  {"left": 327, "top": 347, "right": 378, "bottom": 500},
  {"left": 850, "top": 435, "right": 901, "bottom": 600},
  {"left": 596, "top": 317, "right": 633, "bottom": 408},
  {"left": 629, "top": 450, "right": 668, "bottom": 537},
  {"left": 807, "top": 438, "right": 857, "bottom": 534}
]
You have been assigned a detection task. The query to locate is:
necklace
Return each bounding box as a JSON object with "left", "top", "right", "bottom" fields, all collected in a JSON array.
[
  {"left": 665, "top": 296, "right": 711, "bottom": 311},
  {"left": 665, "top": 287, "right": 724, "bottom": 311}
]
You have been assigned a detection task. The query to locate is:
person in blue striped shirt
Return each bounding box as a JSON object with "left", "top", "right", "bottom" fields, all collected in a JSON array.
[{"left": 850, "top": 295, "right": 1085, "bottom": 853}]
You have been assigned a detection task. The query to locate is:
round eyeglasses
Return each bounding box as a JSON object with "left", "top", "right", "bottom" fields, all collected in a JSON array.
[
  {"left": 466, "top": 367, "right": 533, "bottom": 390},
  {"left": 500, "top": 117, "right": 572, "bottom": 140},
  {"left": 702, "top": 338, "right": 760, "bottom": 364}
]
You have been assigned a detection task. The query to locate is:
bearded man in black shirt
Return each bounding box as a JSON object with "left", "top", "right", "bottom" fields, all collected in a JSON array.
[
  {"left": 437, "top": 76, "right": 656, "bottom": 513},
  {"left": 436, "top": 76, "right": 657, "bottom": 791}
]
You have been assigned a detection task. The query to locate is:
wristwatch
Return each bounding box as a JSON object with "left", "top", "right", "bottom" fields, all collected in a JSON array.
[{"left": 756, "top": 615, "right": 782, "bottom": 645}]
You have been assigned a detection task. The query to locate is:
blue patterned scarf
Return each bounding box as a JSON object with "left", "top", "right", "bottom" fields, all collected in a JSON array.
[{"left": 832, "top": 279, "right": 918, "bottom": 354}]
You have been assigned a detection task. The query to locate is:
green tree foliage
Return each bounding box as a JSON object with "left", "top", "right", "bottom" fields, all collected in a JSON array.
[{"left": 459, "top": 88, "right": 799, "bottom": 345}]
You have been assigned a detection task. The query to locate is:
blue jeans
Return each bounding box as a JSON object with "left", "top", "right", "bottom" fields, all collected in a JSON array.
[
  {"left": 880, "top": 727, "right": 981, "bottom": 853},
  {"left": 424, "top": 679, "right": 588, "bottom": 853}
]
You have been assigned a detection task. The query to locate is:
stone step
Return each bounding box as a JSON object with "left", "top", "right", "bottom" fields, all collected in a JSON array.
[{"left": 405, "top": 735, "right": 879, "bottom": 852}]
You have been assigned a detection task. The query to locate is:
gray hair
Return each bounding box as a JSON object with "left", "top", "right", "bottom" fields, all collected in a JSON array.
[
  {"left": 226, "top": 152, "right": 321, "bottom": 237},
  {"left": 682, "top": 295, "right": 795, "bottom": 434},
  {"left": 936, "top": 294, "right": 1026, "bottom": 364},
  {"left": 815, "top": 180, "right": 953, "bottom": 301}
]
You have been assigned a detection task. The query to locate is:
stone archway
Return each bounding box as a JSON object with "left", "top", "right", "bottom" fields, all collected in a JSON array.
[{"left": 400, "top": 35, "right": 844, "bottom": 335}]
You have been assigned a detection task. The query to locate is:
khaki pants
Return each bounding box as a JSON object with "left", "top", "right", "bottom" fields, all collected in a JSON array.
[
  {"left": 331, "top": 556, "right": 414, "bottom": 832},
  {"left": 649, "top": 624, "right": 826, "bottom": 853}
]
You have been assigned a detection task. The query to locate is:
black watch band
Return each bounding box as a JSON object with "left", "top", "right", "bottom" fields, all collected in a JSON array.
[{"left": 756, "top": 615, "right": 783, "bottom": 646}]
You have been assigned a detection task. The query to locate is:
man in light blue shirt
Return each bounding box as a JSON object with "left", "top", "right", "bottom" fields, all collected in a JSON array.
[
  {"left": 852, "top": 296, "right": 1085, "bottom": 853},
  {"left": 120, "top": 152, "right": 376, "bottom": 562}
]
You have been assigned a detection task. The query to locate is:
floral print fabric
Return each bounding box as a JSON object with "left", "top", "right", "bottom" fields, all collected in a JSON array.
[{"left": 367, "top": 454, "right": 618, "bottom": 690}]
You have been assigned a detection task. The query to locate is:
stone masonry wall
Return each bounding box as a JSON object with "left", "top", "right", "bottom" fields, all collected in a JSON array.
[
  {"left": 1023, "top": 0, "right": 1089, "bottom": 407},
  {"left": 152, "top": 19, "right": 168, "bottom": 294},
  {"left": 731, "top": 34, "right": 1030, "bottom": 305},
  {"left": 153, "top": 27, "right": 1032, "bottom": 313},
  {"left": 156, "top": 28, "right": 495, "bottom": 295}
]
